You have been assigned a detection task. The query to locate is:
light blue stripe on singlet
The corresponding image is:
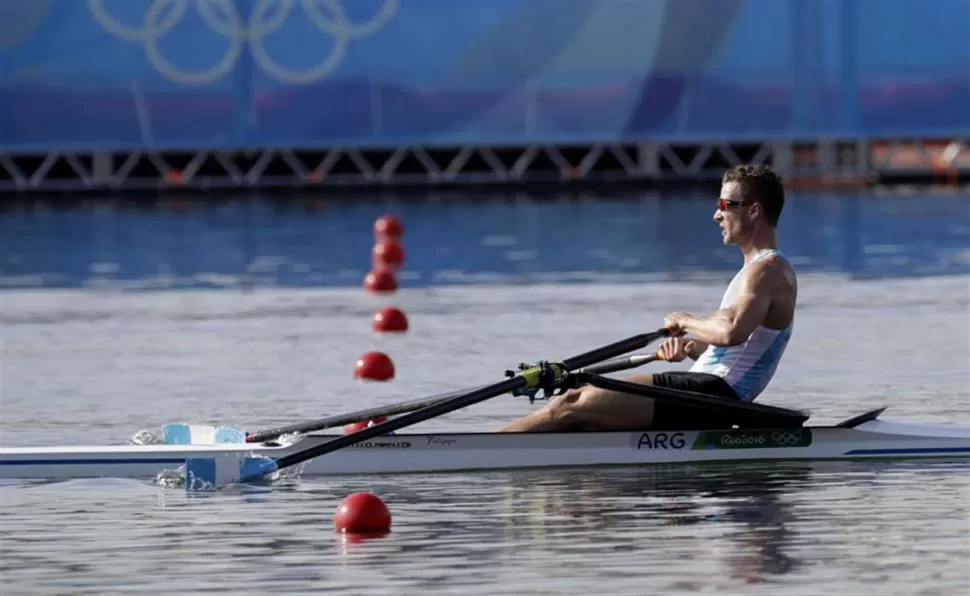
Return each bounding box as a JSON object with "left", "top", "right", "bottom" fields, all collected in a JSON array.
[
  {"left": 733, "top": 326, "right": 792, "bottom": 400},
  {"left": 704, "top": 346, "right": 727, "bottom": 363}
]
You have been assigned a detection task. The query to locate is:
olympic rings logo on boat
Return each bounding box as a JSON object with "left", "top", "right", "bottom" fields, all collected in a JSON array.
[
  {"left": 770, "top": 431, "right": 804, "bottom": 446},
  {"left": 87, "top": 0, "right": 398, "bottom": 85}
]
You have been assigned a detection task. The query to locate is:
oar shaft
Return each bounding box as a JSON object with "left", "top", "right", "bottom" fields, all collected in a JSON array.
[
  {"left": 560, "top": 332, "right": 662, "bottom": 371},
  {"left": 583, "top": 353, "right": 659, "bottom": 375},
  {"left": 245, "top": 390, "right": 465, "bottom": 443},
  {"left": 246, "top": 351, "right": 662, "bottom": 443},
  {"left": 266, "top": 329, "right": 669, "bottom": 473},
  {"left": 271, "top": 375, "right": 528, "bottom": 470}
]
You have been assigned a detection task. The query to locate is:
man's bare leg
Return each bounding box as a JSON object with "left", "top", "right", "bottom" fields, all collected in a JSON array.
[{"left": 496, "top": 373, "right": 659, "bottom": 432}]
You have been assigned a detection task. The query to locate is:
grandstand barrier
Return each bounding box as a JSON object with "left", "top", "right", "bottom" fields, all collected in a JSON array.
[{"left": 0, "top": 0, "right": 968, "bottom": 193}]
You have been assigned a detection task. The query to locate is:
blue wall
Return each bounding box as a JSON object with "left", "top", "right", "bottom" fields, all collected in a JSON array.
[{"left": 1, "top": 0, "right": 968, "bottom": 152}]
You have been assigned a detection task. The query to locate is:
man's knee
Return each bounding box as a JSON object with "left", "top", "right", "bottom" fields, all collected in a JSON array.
[
  {"left": 546, "top": 386, "right": 655, "bottom": 431},
  {"left": 545, "top": 387, "right": 599, "bottom": 421},
  {"left": 545, "top": 388, "right": 581, "bottom": 413}
]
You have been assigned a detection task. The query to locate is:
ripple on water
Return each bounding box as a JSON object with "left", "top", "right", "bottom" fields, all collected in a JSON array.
[
  {"left": 1, "top": 276, "right": 968, "bottom": 594},
  {"left": 1, "top": 461, "right": 967, "bottom": 595}
]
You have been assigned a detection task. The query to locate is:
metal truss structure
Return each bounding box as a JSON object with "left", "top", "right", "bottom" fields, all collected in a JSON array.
[{"left": 0, "top": 138, "right": 967, "bottom": 194}]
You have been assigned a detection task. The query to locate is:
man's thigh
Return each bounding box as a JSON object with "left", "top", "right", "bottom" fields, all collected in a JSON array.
[
  {"left": 565, "top": 383, "right": 657, "bottom": 430},
  {"left": 648, "top": 371, "right": 740, "bottom": 400}
]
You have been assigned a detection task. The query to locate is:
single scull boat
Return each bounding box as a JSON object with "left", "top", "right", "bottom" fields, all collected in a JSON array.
[
  {"left": 1, "top": 408, "right": 968, "bottom": 481},
  {"left": 3, "top": 332, "right": 967, "bottom": 488}
]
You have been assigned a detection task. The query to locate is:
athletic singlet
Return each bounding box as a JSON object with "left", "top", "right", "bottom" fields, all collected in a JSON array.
[{"left": 689, "top": 249, "right": 795, "bottom": 402}]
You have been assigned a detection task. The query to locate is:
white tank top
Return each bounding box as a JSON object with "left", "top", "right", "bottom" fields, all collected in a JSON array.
[{"left": 689, "top": 249, "right": 794, "bottom": 402}]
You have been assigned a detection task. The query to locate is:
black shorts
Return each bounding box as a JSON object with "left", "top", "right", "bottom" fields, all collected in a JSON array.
[
  {"left": 649, "top": 372, "right": 742, "bottom": 429},
  {"left": 650, "top": 371, "right": 741, "bottom": 401}
]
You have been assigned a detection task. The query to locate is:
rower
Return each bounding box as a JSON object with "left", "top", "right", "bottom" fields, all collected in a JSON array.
[{"left": 498, "top": 164, "right": 797, "bottom": 432}]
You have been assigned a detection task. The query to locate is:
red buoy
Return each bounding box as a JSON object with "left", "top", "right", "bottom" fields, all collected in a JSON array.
[
  {"left": 372, "top": 239, "right": 405, "bottom": 269},
  {"left": 374, "top": 215, "right": 403, "bottom": 239},
  {"left": 372, "top": 306, "right": 408, "bottom": 333},
  {"left": 334, "top": 492, "right": 391, "bottom": 534},
  {"left": 363, "top": 268, "right": 398, "bottom": 293},
  {"left": 353, "top": 351, "right": 395, "bottom": 381},
  {"left": 342, "top": 416, "right": 388, "bottom": 434}
]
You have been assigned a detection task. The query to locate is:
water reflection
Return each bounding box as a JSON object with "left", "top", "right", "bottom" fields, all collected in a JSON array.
[
  {"left": 311, "top": 464, "right": 808, "bottom": 585},
  {"left": 315, "top": 458, "right": 970, "bottom": 590},
  {"left": 1, "top": 190, "right": 968, "bottom": 288},
  {"left": 2, "top": 458, "right": 967, "bottom": 594},
  {"left": 492, "top": 463, "right": 805, "bottom": 585}
]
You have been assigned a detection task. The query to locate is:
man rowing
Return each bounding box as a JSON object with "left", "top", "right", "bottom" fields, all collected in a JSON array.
[{"left": 498, "top": 164, "right": 798, "bottom": 432}]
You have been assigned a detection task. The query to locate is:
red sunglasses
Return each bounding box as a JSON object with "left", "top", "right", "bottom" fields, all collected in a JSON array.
[{"left": 716, "top": 198, "right": 750, "bottom": 210}]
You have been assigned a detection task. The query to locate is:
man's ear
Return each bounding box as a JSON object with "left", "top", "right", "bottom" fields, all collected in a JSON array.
[{"left": 748, "top": 201, "right": 763, "bottom": 221}]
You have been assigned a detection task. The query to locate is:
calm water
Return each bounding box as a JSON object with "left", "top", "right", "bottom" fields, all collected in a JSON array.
[{"left": 1, "top": 190, "right": 968, "bottom": 595}]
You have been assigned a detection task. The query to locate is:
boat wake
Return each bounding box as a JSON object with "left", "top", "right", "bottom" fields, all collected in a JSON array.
[
  {"left": 130, "top": 429, "right": 162, "bottom": 445},
  {"left": 150, "top": 459, "right": 307, "bottom": 492}
]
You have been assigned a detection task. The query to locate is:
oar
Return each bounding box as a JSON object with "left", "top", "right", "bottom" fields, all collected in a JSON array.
[
  {"left": 162, "top": 351, "right": 663, "bottom": 446},
  {"left": 247, "top": 353, "right": 661, "bottom": 442},
  {"left": 583, "top": 352, "right": 660, "bottom": 375},
  {"left": 182, "top": 329, "right": 670, "bottom": 490},
  {"left": 250, "top": 352, "right": 661, "bottom": 440},
  {"left": 162, "top": 389, "right": 478, "bottom": 446}
]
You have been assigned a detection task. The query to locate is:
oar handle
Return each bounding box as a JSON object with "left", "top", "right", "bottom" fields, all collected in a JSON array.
[
  {"left": 561, "top": 332, "right": 666, "bottom": 371},
  {"left": 580, "top": 352, "right": 662, "bottom": 375}
]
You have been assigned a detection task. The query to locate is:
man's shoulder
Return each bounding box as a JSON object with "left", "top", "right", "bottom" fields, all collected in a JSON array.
[
  {"left": 741, "top": 255, "right": 796, "bottom": 300},
  {"left": 762, "top": 253, "right": 795, "bottom": 275},
  {"left": 745, "top": 254, "right": 792, "bottom": 283}
]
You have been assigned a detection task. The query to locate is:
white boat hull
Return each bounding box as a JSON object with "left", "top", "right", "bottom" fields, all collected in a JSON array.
[{"left": 2, "top": 419, "right": 968, "bottom": 481}]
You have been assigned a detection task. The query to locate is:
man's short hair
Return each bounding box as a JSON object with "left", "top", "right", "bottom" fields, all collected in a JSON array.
[{"left": 722, "top": 165, "right": 785, "bottom": 227}]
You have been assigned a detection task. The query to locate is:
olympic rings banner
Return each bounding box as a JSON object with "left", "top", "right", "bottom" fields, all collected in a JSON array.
[{"left": 0, "top": 0, "right": 968, "bottom": 152}]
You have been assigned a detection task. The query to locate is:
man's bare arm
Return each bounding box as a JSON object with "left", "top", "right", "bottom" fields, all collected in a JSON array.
[{"left": 670, "top": 261, "right": 779, "bottom": 347}]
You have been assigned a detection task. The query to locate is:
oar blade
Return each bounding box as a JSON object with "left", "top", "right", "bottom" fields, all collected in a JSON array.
[
  {"left": 184, "top": 454, "right": 279, "bottom": 491},
  {"left": 162, "top": 423, "right": 248, "bottom": 445}
]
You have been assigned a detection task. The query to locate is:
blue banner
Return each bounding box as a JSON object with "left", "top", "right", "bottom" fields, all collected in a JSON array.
[{"left": 0, "top": 0, "right": 968, "bottom": 152}]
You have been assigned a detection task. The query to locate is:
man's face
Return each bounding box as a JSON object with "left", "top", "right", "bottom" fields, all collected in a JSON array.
[{"left": 714, "top": 181, "right": 754, "bottom": 245}]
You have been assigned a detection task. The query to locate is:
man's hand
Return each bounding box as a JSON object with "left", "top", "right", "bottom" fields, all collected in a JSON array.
[
  {"left": 663, "top": 312, "right": 694, "bottom": 336},
  {"left": 657, "top": 336, "right": 700, "bottom": 363}
]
